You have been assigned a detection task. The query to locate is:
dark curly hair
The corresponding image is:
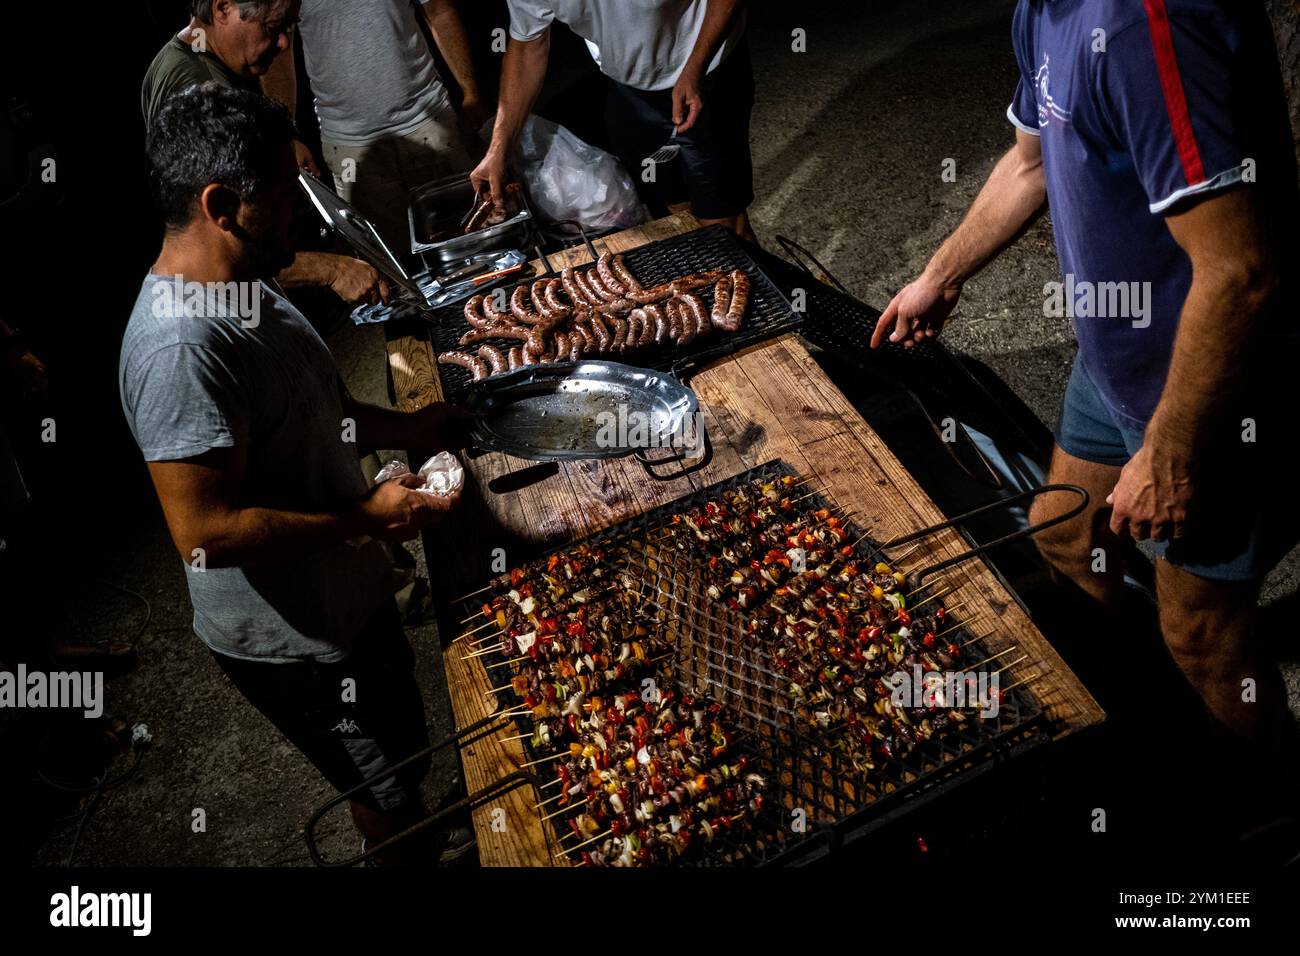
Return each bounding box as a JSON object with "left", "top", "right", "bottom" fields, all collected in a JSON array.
[{"left": 147, "top": 83, "right": 297, "bottom": 231}]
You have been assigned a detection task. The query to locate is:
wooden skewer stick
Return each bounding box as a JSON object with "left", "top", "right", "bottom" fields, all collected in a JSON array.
[
  {"left": 990, "top": 654, "right": 1030, "bottom": 676},
  {"left": 459, "top": 619, "right": 497, "bottom": 638},
  {"left": 461, "top": 642, "right": 507, "bottom": 660},
  {"left": 504, "top": 732, "right": 532, "bottom": 742},
  {"left": 933, "top": 614, "right": 987, "bottom": 639},
  {"left": 492, "top": 706, "right": 531, "bottom": 720},
  {"left": 534, "top": 792, "right": 564, "bottom": 810},
  {"left": 485, "top": 656, "right": 526, "bottom": 670},
  {"left": 960, "top": 631, "right": 994, "bottom": 648},
  {"left": 541, "top": 803, "right": 577, "bottom": 823},
  {"left": 962, "top": 645, "right": 1017, "bottom": 672},
  {"left": 884, "top": 541, "right": 926, "bottom": 564},
  {"left": 555, "top": 829, "right": 611, "bottom": 858},
  {"left": 1000, "top": 672, "right": 1043, "bottom": 694},
  {"left": 910, "top": 585, "right": 956, "bottom": 606},
  {"left": 541, "top": 777, "right": 563, "bottom": 790},
  {"left": 905, "top": 577, "right": 946, "bottom": 599},
  {"left": 521, "top": 750, "right": 570, "bottom": 768},
  {"left": 485, "top": 683, "right": 514, "bottom": 696},
  {"left": 451, "top": 582, "right": 495, "bottom": 604},
  {"left": 459, "top": 609, "right": 485, "bottom": 625}
]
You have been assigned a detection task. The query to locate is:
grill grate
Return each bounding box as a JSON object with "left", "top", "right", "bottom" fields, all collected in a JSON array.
[
  {"left": 427, "top": 225, "right": 802, "bottom": 404},
  {"left": 457, "top": 459, "right": 1048, "bottom": 866}
]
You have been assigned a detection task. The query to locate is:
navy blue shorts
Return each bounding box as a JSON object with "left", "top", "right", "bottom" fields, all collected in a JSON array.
[
  {"left": 605, "top": 43, "right": 755, "bottom": 220},
  {"left": 1054, "top": 352, "right": 1297, "bottom": 582}
]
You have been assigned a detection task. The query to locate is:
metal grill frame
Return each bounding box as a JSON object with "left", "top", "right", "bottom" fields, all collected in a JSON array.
[
  {"left": 457, "top": 459, "right": 1051, "bottom": 867},
  {"left": 427, "top": 225, "right": 803, "bottom": 404}
]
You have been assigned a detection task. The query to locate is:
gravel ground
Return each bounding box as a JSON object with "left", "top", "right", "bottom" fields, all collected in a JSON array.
[{"left": 25, "top": 0, "right": 1297, "bottom": 867}]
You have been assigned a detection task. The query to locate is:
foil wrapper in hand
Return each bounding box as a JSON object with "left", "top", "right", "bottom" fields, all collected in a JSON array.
[{"left": 373, "top": 452, "right": 464, "bottom": 497}]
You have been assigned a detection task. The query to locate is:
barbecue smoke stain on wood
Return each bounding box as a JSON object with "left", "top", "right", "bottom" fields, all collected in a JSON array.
[{"left": 391, "top": 213, "right": 1105, "bottom": 866}]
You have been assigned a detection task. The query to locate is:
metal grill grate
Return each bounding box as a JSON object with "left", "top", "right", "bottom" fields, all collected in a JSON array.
[
  {"left": 458, "top": 459, "right": 1049, "bottom": 866},
  {"left": 427, "top": 225, "right": 802, "bottom": 404}
]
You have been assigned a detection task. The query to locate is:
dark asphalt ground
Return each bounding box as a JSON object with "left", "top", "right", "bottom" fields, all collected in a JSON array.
[{"left": 18, "top": 0, "right": 1298, "bottom": 867}]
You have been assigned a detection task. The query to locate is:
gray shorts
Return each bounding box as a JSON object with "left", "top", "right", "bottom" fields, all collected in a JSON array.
[{"left": 321, "top": 111, "right": 474, "bottom": 259}]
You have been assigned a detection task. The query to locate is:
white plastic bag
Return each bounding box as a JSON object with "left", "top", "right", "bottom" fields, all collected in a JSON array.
[
  {"left": 373, "top": 452, "right": 464, "bottom": 497},
  {"left": 512, "top": 114, "right": 647, "bottom": 230}
]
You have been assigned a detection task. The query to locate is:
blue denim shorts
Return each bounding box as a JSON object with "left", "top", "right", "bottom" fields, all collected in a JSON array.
[{"left": 1054, "top": 353, "right": 1295, "bottom": 581}]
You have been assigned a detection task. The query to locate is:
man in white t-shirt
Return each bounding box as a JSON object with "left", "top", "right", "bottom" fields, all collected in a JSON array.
[
  {"left": 473, "top": 0, "right": 755, "bottom": 240},
  {"left": 263, "top": 0, "right": 485, "bottom": 252}
]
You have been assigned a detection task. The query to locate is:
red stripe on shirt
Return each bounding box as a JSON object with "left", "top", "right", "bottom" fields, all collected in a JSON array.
[{"left": 1142, "top": 0, "right": 1206, "bottom": 186}]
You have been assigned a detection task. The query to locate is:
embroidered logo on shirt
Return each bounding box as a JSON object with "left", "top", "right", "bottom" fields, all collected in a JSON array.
[{"left": 1035, "top": 54, "right": 1072, "bottom": 128}]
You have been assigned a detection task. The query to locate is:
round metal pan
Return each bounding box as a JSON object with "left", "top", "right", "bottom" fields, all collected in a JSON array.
[{"left": 464, "top": 361, "right": 699, "bottom": 461}]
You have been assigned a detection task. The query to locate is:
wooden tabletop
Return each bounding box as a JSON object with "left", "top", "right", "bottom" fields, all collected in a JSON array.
[{"left": 384, "top": 212, "right": 1105, "bottom": 867}]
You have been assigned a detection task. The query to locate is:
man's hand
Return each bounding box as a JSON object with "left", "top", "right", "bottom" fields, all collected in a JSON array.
[
  {"left": 329, "top": 256, "right": 390, "bottom": 305},
  {"left": 470, "top": 148, "right": 509, "bottom": 207},
  {"left": 357, "top": 474, "right": 458, "bottom": 542},
  {"left": 871, "top": 273, "right": 961, "bottom": 348},
  {"left": 292, "top": 139, "right": 320, "bottom": 176},
  {"left": 1106, "top": 435, "right": 1193, "bottom": 541},
  {"left": 672, "top": 65, "right": 705, "bottom": 132}
]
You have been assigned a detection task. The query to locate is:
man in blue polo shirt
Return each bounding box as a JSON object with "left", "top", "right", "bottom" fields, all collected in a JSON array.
[{"left": 871, "top": 1, "right": 1299, "bottom": 750}]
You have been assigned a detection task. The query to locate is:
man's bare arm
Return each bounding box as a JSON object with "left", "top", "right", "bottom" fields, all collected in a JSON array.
[
  {"left": 871, "top": 130, "right": 1046, "bottom": 347},
  {"left": 471, "top": 31, "right": 550, "bottom": 202},
  {"left": 148, "top": 448, "right": 446, "bottom": 568},
  {"left": 673, "top": 0, "right": 742, "bottom": 131},
  {"left": 421, "top": 0, "right": 482, "bottom": 114},
  {"left": 1150, "top": 188, "right": 1278, "bottom": 448}
]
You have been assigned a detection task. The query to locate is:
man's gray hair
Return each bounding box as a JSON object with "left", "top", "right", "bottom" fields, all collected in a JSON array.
[{"left": 190, "top": 0, "right": 278, "bottom": 25}]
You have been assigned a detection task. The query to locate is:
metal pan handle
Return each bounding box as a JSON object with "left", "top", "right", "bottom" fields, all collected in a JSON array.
[
  {"left": 887, "top": 483, "right": 1090, "bottom": 584},
  {"left": 634, "top": 424, "right": 713, "bottom": 480}
]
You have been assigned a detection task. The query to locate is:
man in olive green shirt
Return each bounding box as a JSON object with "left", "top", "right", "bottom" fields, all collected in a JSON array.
[{"left": 143, "top": 0, "right": 387, "bottom": 306}]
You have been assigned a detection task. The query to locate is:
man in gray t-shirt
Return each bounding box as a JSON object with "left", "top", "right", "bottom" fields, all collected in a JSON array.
[
  {"left": 125, "top": 85, "right": 472, "bottom": 863},
  {"left": 262, "top": 0, "right": 484, "bottom": 250}
]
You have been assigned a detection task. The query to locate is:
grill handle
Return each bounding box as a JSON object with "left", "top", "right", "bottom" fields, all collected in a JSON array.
[
  {"left": 303, "top": 710, "right": 541, "bottom": 867},
  {"left": 892, "top": 483, "right": 1090, "bottom": 584}
]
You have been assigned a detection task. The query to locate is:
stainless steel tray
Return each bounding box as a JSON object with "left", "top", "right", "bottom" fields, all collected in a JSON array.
[
  {"left": 408, "top": 172, "right": 532, "bottom": 266},
  {"left": 464, "top": 361, "right": 700, "bottom": 461}
]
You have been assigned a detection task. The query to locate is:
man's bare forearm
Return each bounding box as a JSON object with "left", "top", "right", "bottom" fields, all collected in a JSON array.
[
  {"left": 683, "top": 0, "right": 741, "bottom": 75},
  {"left": 423, "top": 0, "right": 480, "bottom": 103},
  {"left": 925, "top": 141, "right": 1046, "bottom": 289},
  {"left": 1149, "top": 266, "right": 1274, "bottom": 449},
  {"left": 488, "top": 35, "right": 550, "bottom": 157},
  {"left": 198, "top": 505, "right": 369, "bottom": 567},
  {"left": 276, "top": 251, "right": 338, "bottom": 289}
]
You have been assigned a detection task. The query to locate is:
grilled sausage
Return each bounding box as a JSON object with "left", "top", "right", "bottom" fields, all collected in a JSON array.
[
  {"left": 531, "top": 279, "right": 554, "bottom": 318},
  {"left": 545, "top": 278, "right": 569, "bottom": 314},
  {"left": 587, "top": 312, "right": 613, "bottom": 352},
  {"left": 483, "top": 288, "right": 511, "bottom": 323},
  {"left": 710, "top": 275, "right": 734, "bottom": 331},
  {"left": 680, "top": 293, "right": 710, "bottom": 339},
  {"left": 726, "top": 269, "right": 750, "bottom": 331},
  {"left": 561, "top": 267, "right": 596, "bottom": 307},
  {"left": 477, "top": 344, "right": 507, "bottom": 375},
  {"left": 438, "top": 350, "right": 488, "bottom": 380},
  {"left": 610, "top": 316, "right": 628, "bottom": 353},
  {"left": 521, "top": 347, "right": 538, "bottom": 366},
  {"left": 647, "top": 303, "right": 670, "bottom": 346},
  {"left": 554, "top": 331, "right": 570, "bottom": 360},
  {"left": 464, "top": 294, "right": 492, "bottom": 330},
  {"left": 511, "top": 284, "right": 545, "bottom": 325},
  {"left": 611, "top": 254, "right": 642, "bottom": 293},
  {"left": 673, "top": 299, "right": 697, "bottom": 346},
  {"left": 568, "top": 336, "right": 584, "bottom": 362},
  {"left": 507, "top": 346, "right": 523, "bottom": 370},
  {"left": 458, "top": 322, "right": 532, "bottom": 347},
  {"left": 596, "top": 253, "right": 628, "bottom": 296}
]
